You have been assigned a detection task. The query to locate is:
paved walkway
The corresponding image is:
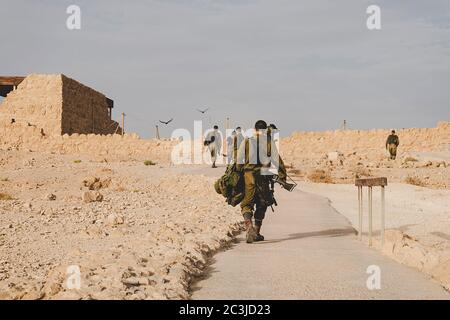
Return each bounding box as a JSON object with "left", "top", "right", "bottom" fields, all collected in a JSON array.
[{"left": 191, "top": 178, "right": 449, "bottom": 299}]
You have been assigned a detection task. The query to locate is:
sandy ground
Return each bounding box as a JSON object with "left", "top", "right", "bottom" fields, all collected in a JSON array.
[
  {"left": 0, "top": 150, "right": 242, "bottom": 299},
  {"left": 0, "top": 124, "right": 448, "bottom": 299},
  {"left": 298, "top": 181, "right": 450, "bottom": 289}
]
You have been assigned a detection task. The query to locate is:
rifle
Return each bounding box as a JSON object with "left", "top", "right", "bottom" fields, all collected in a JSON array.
[{"left": 272, "top": 174, "right": 297, "bottom": 192}]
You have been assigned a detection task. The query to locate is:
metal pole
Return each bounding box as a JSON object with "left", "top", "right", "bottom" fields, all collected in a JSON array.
[
  {"left": 358, "top": 186, "right": 362, "bottom": 240},
  {"left": 121, "top": 112, "right": 125, "bottom": 137},
  {"left": 368, "top": 187, "right": 373, "bottom": 246},
  {"left": 381, "top": 186, "right": 385, "bottom": 246}
]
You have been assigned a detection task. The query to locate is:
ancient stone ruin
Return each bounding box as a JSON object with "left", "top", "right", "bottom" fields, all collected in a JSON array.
[{"left": 0, "top": 74, "right": 121, "bottom": 136}]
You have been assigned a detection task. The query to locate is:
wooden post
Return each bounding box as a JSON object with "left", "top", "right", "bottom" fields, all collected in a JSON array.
[
  {"left": 355, "top": 177, "right": 387, "bottom": 247},
  {"left": 358, "top": 186, "right": 363, "bottom": 240},
  {"left": 381, "top": 186, "right": 385, "bottom": 246},
  {"left": 121, "top": 112, "right": 125, "bottom": 137},
  {"left": 155, "top": 125, "right": 160, "bottom": 140},
  {"left": 368, "top": 186, "right": 373, "bottom": 246}
]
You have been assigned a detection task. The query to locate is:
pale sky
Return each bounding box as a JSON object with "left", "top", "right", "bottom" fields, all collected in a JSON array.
[{"left": 1, "top": 0, "right": 449, "bottom": 138}]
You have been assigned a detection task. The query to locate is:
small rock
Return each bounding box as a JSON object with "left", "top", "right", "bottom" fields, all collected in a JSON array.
[
  {"left": 82, "top": 191, "right": 104, "bottom": 203},
  {"left": 105, "top": 214, "right": 124, "bottom": 226},
  {"left": 121, "top": 277, "right": 148, "bottom": 286},
  {"left": 45, "top": 194, "right": 57, "bottom": 201}
]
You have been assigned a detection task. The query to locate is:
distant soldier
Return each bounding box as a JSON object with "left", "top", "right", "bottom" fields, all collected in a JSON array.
[
  {"left": 225, "top": 127, "right": 244, "bottom": 164},
  {"left": 386, "top": 130, "right": 400, "bottom": 160},
  {"left": 235, "top": 126, "right": 244, "bottom": 148},
  {"left": 205, "top": 125, "right": 222, "bottom": 168},
  {"left": 236, "top": 120, "right": 287, "bottom": 243},
  {"left": 226, "top": 130, "right": 237, "bottom": 164}
]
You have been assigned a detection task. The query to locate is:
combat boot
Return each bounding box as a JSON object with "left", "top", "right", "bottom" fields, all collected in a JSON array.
[
  {"left": 254, "top": 225, "right": 265, "bottom": 242},
  {"left": 244, "top": 219, "right": 256, "bottom": 243}
]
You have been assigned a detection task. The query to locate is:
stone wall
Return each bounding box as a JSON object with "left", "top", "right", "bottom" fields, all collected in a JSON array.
[
  {"left": 61, "top": 75, "right": 119, "bottom": 135},
  {"left": 0, "top": 74, "right": 63, "bottom": 135},
  {"left": 0, "top": 74, "right": 121, "bottom": 136},
  {"left": 281, "top": 121, "right": 450, "bottom": 161},
  {"left": 0, "top": 122, "right": 176, "bottom": 163}
]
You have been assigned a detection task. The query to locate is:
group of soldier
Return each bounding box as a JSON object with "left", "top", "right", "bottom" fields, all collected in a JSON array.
[
  {"left": 204, "top": 120, "right": 286, "bottom": 243},
  {"left": 205, "top": 122, "right": 401, "bottom": 244}
]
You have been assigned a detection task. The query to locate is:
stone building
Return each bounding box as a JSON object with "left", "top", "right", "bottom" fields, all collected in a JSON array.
[{"left": 0, "top": 74, "right": 121, "bottom": 136}]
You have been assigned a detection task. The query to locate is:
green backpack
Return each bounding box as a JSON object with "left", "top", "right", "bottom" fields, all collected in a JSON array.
[{"left": 214, "top": 164, "right": 244, "bottom": 207}]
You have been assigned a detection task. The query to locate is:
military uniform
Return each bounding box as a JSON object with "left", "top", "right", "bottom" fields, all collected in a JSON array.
[
  {"left": 386, "top": 133, "right": 399, "bottom": 160},
  {"left": 236, "top": 127, "right": 286, "bottom": 242},
  {"left": 205, "top": 128, "right": 222, "bottom": 167}
]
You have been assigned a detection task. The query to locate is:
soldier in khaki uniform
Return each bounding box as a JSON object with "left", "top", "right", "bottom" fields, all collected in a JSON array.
[
  {"left": 205, "top": 125, "right": 222, "bottom": 168},
  {"left": 236, "top": 120, "right": 287, "bottom": 243},
  {"left": 386, "top": 130, "right": 400, "bottom": 160}
]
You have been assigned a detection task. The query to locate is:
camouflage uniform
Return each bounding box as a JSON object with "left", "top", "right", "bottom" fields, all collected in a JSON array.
[
  {"left": 205, "top": 129, "right": 222, "bottom": 167},
  {"left": 386, "top": 133, "right": 399, "bottom": 160},
  {"left": 236, "top": 130, "right": 286, "bottom": 230}
]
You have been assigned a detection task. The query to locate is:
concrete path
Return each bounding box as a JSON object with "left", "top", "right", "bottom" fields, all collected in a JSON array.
[{"left": 190, "top": 174, "right": 449, "bottom": 299}]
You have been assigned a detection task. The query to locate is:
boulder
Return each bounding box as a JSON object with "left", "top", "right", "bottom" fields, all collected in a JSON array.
[{"left": 82, "top": 191, "right": 103, "bottom": 203}]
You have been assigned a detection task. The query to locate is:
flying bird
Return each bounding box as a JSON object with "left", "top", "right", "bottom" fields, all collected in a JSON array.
[
  {"left": 159, "top": 118, "right": 173, "bottom": 125},
  {"left": 196, "top": 107, "right": 209, "bottom": 114}
]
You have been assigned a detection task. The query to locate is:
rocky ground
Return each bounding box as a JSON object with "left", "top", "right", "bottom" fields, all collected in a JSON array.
[
  {"left": 0, "top": 122, "right": 448, "bottom": 299},
  {"left": 283, "top": 150, "right": 450, "bottom": 189},
  {"left": 0, "top": 150, "right": 241, "bottom": 299}
]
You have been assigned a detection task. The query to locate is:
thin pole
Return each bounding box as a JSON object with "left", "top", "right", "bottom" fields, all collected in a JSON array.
[
  {"left": 155, "top": 125, "right": 160, "bottom": 140},
  {"left": 381, "top": 186, "right": 385, "bottom": 246},
  {"left": 358, "top": 186, "right": 363, "bottom": 240},
  {"left": 121, "top": 112, "right": 125, "bottom": 137},
  {"left": 368, "top": 187, "right": 373, "bottom": 246}
]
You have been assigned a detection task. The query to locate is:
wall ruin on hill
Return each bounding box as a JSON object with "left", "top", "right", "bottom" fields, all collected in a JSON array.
[{"left": 0, "top": 74, "right": 121, "bottom": 136}]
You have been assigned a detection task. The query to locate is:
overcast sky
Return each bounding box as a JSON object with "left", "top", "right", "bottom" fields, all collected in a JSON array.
[{"left": 1, "top": 0, "right": 449, "bottom": 138}]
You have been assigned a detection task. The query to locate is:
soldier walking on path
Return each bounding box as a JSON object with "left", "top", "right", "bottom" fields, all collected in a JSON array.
[
  {"left": 205, "top": 125, "right": 222, "bottom": 168},
  {"left": 386, "top": 130, "right": 400, "bottom": 160},
  {"left": 236, "top": 120, "right": 287, "bottom": 243}
]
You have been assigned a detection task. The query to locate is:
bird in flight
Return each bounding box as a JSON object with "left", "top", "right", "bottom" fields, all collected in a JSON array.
[
  {"left": 159, "top": 118, "right": 173, "bottom": 125},
  {"left": 196, "top": 107, "right": 209, "bottom": 114}
]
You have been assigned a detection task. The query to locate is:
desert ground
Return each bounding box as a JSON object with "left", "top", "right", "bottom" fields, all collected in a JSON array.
[{"left": 0, "top": 121, "right": 449, "bottom": 299}]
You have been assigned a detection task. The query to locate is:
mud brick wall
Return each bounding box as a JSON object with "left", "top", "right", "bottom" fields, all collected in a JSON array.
[
  {"left": 0, "top": 74, "right": 63, "bottom": 135},
  {"left": 0, "top": 74, "right": 120, "bottom": 136},
  {"left": 61, "top": 75, "right": 118, "bottom": 135}
]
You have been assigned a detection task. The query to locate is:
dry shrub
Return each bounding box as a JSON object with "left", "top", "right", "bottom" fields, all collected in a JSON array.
[
  {"left": 0, "top": 192, "right": 14, "bottom": 200},
  {"left": 288, "top": 169, "right": 302, "bottom": 176},
  {"left": 308, "top": 169, "right": 333, "bottom": 183},
  {"left": 83, "top": 177, "right": 111, "bottom": 190},
  {"left": 74, "top": 160, "right": 82, "bottom": 164},
  {"left": 404, "top": 156, "right": 418, "bottom": 162},
  {"left": 405, "top": 175, "right": 426, "bottom": 187},
  {"left": 144, "top": 160, "right": 156, "bottom": 166}
]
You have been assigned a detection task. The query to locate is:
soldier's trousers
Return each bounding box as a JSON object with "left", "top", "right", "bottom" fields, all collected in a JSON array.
[
  {"left": 240, "top": 170, "right": 271, "bottom": 226},
  {"left": 209, "top": 145, "right": 217, "bottom": 164},
  {"left": 388, "top": 143, "right": 397, "bottom": 160}
]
